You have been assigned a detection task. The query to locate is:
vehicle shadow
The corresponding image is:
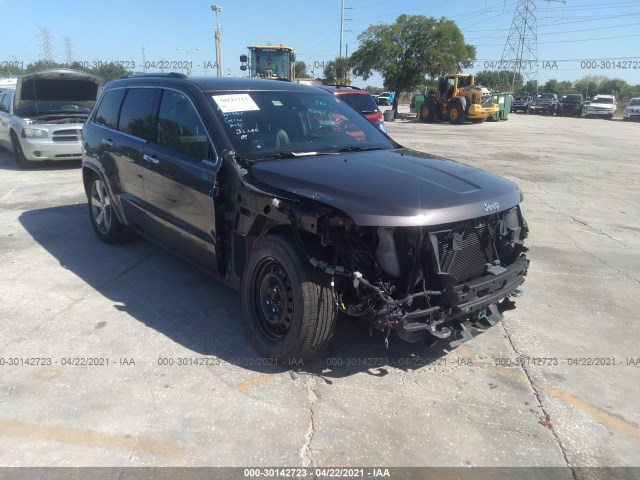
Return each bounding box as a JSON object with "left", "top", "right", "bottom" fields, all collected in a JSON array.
[{"left": 20, "top": 204, "right": 460, "bottom": 379}]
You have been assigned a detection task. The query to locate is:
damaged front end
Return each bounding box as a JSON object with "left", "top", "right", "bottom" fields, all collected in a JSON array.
[{"left": 290, "top": 203, "right": 529, "bottom": 348}]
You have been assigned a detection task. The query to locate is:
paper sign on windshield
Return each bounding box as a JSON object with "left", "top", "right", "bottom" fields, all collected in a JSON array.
[{"left": 213, "top": 94, "right": 260, "bottom": 113}]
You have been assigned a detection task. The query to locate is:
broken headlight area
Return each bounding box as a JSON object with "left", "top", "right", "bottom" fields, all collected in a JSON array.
[{"left": 308, "top": 205, "right": 529, "bottom": 347}]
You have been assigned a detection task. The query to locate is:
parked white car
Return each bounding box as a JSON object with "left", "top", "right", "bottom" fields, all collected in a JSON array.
[
  {"left": 623, "top": 97, "right": 640, "bottom": 122},
  {"left": 584, "top": 94, "right": 616, "bottom": 119},
  {"left": 0, "top": 69, "right": 102, "bottom": 169}
]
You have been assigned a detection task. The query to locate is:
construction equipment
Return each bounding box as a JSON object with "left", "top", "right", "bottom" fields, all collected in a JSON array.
[
  {"left": 240, "top": 45, "right": 295, "bottom": 81},
  {"left": 418, "top": 74, "right": 498, "bottom": 124}
]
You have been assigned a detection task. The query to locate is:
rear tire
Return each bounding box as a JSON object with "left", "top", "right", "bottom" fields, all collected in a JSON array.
[
  {"left": 10, "top": 131, "right": 33, "bottom": 170},
  {"left": 418, "top": 102, "right": 435, "bottom": 123},
  {"left": 87, "top": 173, "right": 129, "bottom": 243},
  {"left": 241, "top": 234, "right": 336, "bottom": 362}
]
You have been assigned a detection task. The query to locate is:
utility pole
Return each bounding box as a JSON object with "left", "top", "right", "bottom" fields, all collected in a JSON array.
[
  {"left": 142, "top": 44, "right": 147, "bottom": 72},
  {"left": 499, "top": 0, "right": 566, "bottom": 92},
  {"left": 339, "top": 0, "right": 352, "bottom": 59},
  {"left": 211, "top": 4, "right": 223, "bottom": 77}
]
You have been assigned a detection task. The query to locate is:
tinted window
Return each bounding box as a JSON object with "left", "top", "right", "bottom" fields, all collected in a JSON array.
[
  {"left": 93, "top": 89, "right": 125, "bottom": 129},
  {"left": 156, "top": 90, "right": 208, "bottom": 159},
  {"left": 118, "top": 88, "right": 157, "bottom": 141},
  {"left": 339, "top": 94, "right": 378, "bottom": 113}
]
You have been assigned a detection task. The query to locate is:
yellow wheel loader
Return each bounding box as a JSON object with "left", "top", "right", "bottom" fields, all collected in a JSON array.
[{"left": 418, "top": 74, "right": 498, "bottom": 124}]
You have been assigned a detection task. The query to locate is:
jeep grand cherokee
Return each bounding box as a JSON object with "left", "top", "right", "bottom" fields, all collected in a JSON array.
[{"left": 82, "top": 73, "right": 529, "bottom": 361}]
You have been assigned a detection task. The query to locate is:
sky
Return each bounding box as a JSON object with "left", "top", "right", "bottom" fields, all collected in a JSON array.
[{"left": 1, "top": 0, "right": 640, "bottom": 89}]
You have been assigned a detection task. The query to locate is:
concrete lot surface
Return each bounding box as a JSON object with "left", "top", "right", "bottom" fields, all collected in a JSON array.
[{"left": 0, "top": 112, "right": 638, "bottom": 476}]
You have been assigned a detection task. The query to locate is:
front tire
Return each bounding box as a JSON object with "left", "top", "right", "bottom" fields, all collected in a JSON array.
[
  {"left": 242, "top": 234, "right": 336, "bottom": 362},
  {"left": 447, "top": 103, "right": 465, "bottom": 124},
  {"left": 88, "top": 173, "right": 129, "bottom": 243},
  {"left": 10, "top": 131, "right": 33, "bottom": 170}
]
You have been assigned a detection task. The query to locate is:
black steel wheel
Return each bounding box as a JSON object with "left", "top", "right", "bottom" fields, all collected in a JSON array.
[
  {"left": 88, "top": 173, "right": 129, "bottom": 243},
  {"left": 242, "top": 234, "right": 335, "bottom": 362}
]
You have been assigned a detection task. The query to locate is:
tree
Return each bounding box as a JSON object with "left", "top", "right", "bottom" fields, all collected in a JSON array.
[
  {"left": 544, "top": 78, "right": 559, "bottom": 95},
  {"left": 91, "top": 62, "right": 128, "bottom": 83},
  {"left": 295, "top": 61, "right": 310, "bottom": 79},
  {"left": 323, "top": 57, "right": 351, "bottom": 85},
  {"left": 476, "top": 70, "right": 523, "bottom": 91},
  {"left": 350, "top": 15, "right": 475, "bottom": 110}
]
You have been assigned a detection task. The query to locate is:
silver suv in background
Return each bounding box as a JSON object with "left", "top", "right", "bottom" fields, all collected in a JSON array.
[
  {"left": 0, "top": 69, "right": 102, "bottom": 169},
  {"left": 623, "top": 97, "right": 640, "bottom": 122},
  {"left": 584, "top": 94, "right": 616, "bottom": 119}
]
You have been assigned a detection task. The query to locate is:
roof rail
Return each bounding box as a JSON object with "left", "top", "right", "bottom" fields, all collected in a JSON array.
[
  {"left": 119, "top": 72, "right": 187, "bottom": 79},
  {"left": 327, "top": 84, "right": 362, "bottom": 90}
]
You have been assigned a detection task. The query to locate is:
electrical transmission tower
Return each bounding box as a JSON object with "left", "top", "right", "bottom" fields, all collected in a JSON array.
[
  {"left": 64, "top": 37, "right": 74, "bottom": 65},
  {"left": 39, "top": 26, "right": 54, "bottom": 65},
  {"left": 499, "top": 0, "right": 565, "bottom": 92}
]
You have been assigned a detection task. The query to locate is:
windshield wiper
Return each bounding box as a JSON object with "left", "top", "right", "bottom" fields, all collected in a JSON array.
[
  {"left": 336, "top": 146, "right": 385, "bottom": 153},
  {"left": 254, "top": 151, "right": 338, "bottom": 161}
]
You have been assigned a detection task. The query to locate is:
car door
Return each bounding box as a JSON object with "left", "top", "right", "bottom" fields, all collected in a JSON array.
[
  {"left": 139, "top": 88, "right": 220, "bottom": 272},
  {"left": 0, "top": 91, "right": 13, "bottom": 149},
  {"left": 110, "top": 87, "right": 159, "bottom": 225}
]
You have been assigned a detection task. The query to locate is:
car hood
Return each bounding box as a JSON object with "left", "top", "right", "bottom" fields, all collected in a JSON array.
[
  {"left": 250, "top": 148, "right": 522, "bottom": 227},
  {"left": 14, "top": 69, "right": 103, "bottom": 114}
]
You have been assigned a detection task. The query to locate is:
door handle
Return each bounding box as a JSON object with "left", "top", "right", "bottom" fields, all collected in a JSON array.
[
  {"left": 143, "top": 154, "right": 160, "bottom": 164},
  {"left": 101, "top": 138, "right": 114, "bottom": 146}
]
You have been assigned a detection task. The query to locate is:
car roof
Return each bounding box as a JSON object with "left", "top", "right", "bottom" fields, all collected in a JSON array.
[
  {"left": 317, "top": 85, "right": 371, "bottom": 96},
  {"left": 107, "top": 74, "right": 325, "bottom": 94}
]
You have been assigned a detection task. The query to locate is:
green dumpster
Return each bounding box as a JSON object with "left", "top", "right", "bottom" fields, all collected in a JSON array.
[
  {"left": 487, "top": 92, "right": 512, "bottom": 121},
  {"left": 410, "top": 94, "right": 425, "bottom": 114},
  {"left": 501, "top": 93, "right": 512, "bottom": 120},
  {"left": 487, "top": 93, "right": 502, "bottom": 121}
]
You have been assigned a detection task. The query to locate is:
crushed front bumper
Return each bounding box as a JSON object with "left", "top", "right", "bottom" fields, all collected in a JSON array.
[{"left": 399, "top": 255, "right": 529, "bottom": 333}]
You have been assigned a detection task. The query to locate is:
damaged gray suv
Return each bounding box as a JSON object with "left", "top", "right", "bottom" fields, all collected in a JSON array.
[{"left": 82, "top": 74, "right": 529, "bottom": 361}]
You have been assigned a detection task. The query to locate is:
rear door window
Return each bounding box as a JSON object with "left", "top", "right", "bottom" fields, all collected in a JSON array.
[{"left": 93, "top": 89, "right": 125, "bottom": 129}]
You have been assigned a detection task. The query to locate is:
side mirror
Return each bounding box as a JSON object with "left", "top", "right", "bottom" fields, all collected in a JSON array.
[{"left": 240, "top": 54, "right": 248, "bottom": 63}]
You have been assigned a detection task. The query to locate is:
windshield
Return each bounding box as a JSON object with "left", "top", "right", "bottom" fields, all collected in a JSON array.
[
  {"left": 562, "top": 95, "right": 582, "bottom": 102},
  {"left": 628, "top": 98, "right": 640, "bottom": 106},
  {"left": 593, "top": 97, "right": 614, "bottom": 104},
  {"left": 209, "top": 90, "right": 395, "bottom": 161},
  {"left": 249, "top": 49, "right": 292, "bottom": 79},
  {"left": 537, "top": 94, "right": 555, "bottom": 99}
]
